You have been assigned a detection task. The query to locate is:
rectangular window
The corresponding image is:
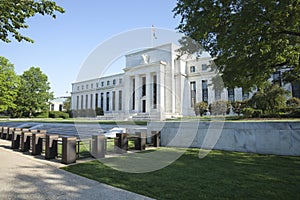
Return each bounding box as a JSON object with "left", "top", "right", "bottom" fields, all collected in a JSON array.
[
  {"left": 113, "top": 79, "right": 116, "bottom": 85},
  {"left": 100, "top": 93, "right": 104, "bottom": 109},
  {"left": 85, "top": 94, "right": 88, "bottom": 109},
  {"left": 95, "top": 93, "right": 99, "bottom": 108},
  {"left": 81, "top": 85, "right": 84, "bottom": 90},
  {"left": 119, "top": 79, "right": 123, "bottom": 84},
  {"left": 272, "top": 71, "right": 282, "bottom": 86},
  {"left": 112, "top": 91, "right": 116, "bottom": 111},
  {"left": 190, "top": 66, "right": 195, "bottom": 73},
  {"left": 76, "top": 96, "right": 79, "bottom": 110},
  {"left": 119, "top": 90, "right": 122, "bottom": 110},
  {"left": 101, "top": 81, "right": 104, "bottom": 87},
  {"left": 86, "top": 84, "right": 89, "bottom": 90},
  {"left": 81, "top": 95, "right": 83, "bottom": 109},
  {"left": 77, "top": 86, "right": 80, "bottom": 91},
  {"left": 96, "top": 83, "right": 99, "bottom": 88},
  {"left": 153, "top": 75, "right": 157, "bottom": 109},
  {"left": 190, "top": 81, "right": 196, "bottom": 107},
  {"left": 107, "top": 81, "right": 110, "bottom": 86},
  {"left": 106, "top": 92, "right": 110, "bottom": 111},
  {"left": 142, "top": 77, "right": 146, "bottom": 97},
  {"left": 202, "top": 80, "right": 208, "bottom": 102},
  {"left": 202, "top": 64, "right": 207, "bottom": 71},
  {"left": 228, "top": 88, "right": 235, "bottom": 102},
  {"left": 91, "top": 83, "right": 93, "bottom": 89},
  {"left": 132, "top": 78, "right": 135, "bottom": 110}
]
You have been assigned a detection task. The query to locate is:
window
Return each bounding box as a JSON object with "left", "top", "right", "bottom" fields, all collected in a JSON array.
[
  {"left": 96, "top": 83, "right": 99, "bottom": 88},
  {"left": 85, "top": 94, "right": 88, "bottom": 109},
  {"left": 119, "top": 90, "right": 122, "bottom": 110},
  {"left": 292, "top": 81, "right": 300, "bottom": 98},
  {"left": 112, "top": 91, "right": 116, "bottom": 111},
  {"left": 106, "top": 92, "right": 110, "bottom": 111},
  {"left": 190, "top": 81, "right": 196, "bottom": 107},
  {"left": 202, "top": 64, "right": 207, "bottom": 71},
  {"left": 90, "top": 94, "right": 93, "bottom": 109},
  {"left": 100, "top": 93, "right": 104, "bottom": 109},
  {"left": 50, "top": 104, "right": 54, "bottom": 111},
  {"left": 86, "top": 84, "right": 89, "bottom": 90},
  {"left": 81, "top": 95, "right": 83, "bottom": 109},
  {"left": 107, "top": 80, "right": 110, "bottom": 86},
  {"left": 76, "top": 96, "right": 79, "bottom": 110},
  {"left": 119, "top": 79, "right": 123, "bottom": 84},
  {"left": 81, "top": 85, "right": 84, "bottom": 90},
  {"left": 132, "top": 78, "right": 135, "bottom": 110},
  {"left": 91, "top": 83, "right": 93, "bottom": 89},
  {"left": 272, "top": 71, "right": 282, "bottom": 86},
  {"left": 190, "top": 66, "right": 195, "bottom": 73},
  {"left": 153, "top": 75, "right": 157, "bottom": 109},
  {"left": 77, "top": 86, "right": 80, "bottom": 91},
  {"left": 202, "top": 80, "right": 208, "bottom": 102},
  {"left": 59, "top": 104, "right": 63, "bottom": 111},
  {"left": 101, "top": 81, "right": 104, "bottom": 87},
  {"left": 142, "top": 77, "right": 146, "bottom": 97},
  {"left": 113, "top": 79, "right": 116, "bottom": 85},
  {"left": 95, "top": 93, "right": 99, "bottom": 108},
  {"left": 228, "top": 88, "right": 235, "bottom": 102}
]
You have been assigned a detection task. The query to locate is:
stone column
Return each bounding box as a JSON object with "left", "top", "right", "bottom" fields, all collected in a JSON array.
[
  {"left": 146, "top": 73, "right": 151, "bottom": 113},
  {"left": 134, "top": 75, "right": 140, "bottom": 112},
  {"left": 157, "top": 66, "right": 165, "bottom": 120}
]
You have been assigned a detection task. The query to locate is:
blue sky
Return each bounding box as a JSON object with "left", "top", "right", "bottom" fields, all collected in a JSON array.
[{"left": 0, "top": 0, "right": 181, "bottom": 97}]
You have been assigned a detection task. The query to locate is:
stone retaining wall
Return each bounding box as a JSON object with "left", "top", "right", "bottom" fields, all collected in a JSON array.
[{"left": 147, "top": 122, "right": 300, "bottom": 156}]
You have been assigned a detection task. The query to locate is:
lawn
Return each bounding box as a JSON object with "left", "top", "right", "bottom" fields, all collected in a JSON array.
[{"left": 62, "top": 148, "right": 300, "bottom": 199}]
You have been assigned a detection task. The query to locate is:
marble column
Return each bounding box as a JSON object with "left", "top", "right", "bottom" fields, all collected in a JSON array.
[
  {"left": 134, "top": 75, "right": 140, "bottom": 112},
  {"left": 146, "top": 73, "right": 151, "bottom": 113}
]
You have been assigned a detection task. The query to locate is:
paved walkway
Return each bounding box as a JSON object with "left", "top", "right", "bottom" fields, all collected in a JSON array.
[{"left": 0, "top": 139, "right": 153, "bottom": 200}]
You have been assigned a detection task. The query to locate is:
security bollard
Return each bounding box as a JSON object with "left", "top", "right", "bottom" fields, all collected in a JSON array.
[
  {"left": 11, "top": 130, "right": 22, "bottom": 149},
  {"left": 32, "top": 132, "right": 45, "bottom": 155},
  {"left": 0, "top": 126, "right": 3, "bottom": 139},
  {"left": 151, "top": 131, "right": 161, "bottom": 147},
  {"left": 91, "top": 135, "right": 105, "bottom": 159},
  {"left": 115, "top": 133, "right": 128, "bottom": 153},
  {"left": 135, "top": 132, "right": 146, "bottom": 150},
  {"left": 1, "top": 127, "right": 8, "bottom": 139},
  {"left": 61, "top": 136, "right": 77, "bottom": 164},
  {"left": 45, "top": 134, "right": 59, "bottom": 159},
  {"left": 20, "top": 131, "right": 32, "bottom": 152}
]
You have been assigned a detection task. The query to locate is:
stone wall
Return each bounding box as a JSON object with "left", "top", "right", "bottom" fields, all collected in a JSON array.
[{"left": 147, "top": 122, "right": 300, "bottom": 156}]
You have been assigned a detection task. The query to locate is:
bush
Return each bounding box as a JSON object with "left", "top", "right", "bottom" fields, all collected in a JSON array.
[
  {"left": 286, "top": 108, "right": 300, "bottom": 118},
  {"left": 96, "top": 107, "right": 104, "bottom": 116},
  {"left": 209, "top": 100, "right": 230, "bottom": 115},
  {"left": 194, "top": 102, "right": 208, "bottom": 116},
  {"left": 231, "top": 100, "right": 249, "bottom": 116},
  {"left": 34, "top": 112, "right": 49, "bottom": 118},
  {"left": 49, "top": 111, "right": 69, "bottom": 119},
  {"left": 242, "top": 108, "right": 262, "bottom": 118},
  {"left": 286, "top": 97, "right": 300, "bottom": 108}
]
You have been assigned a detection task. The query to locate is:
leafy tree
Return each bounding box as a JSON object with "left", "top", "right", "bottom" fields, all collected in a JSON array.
[
  {"left": 0, "top": 0, "right": 64, "bottom": 43},
  {"left": 173, "top": 0, "right": 300, "bottom": 91},
  {"left": 194, "top": 101, "right": 208, "bottom": 116},
  {"left": 286, "top": 97, "right": 300, "bottom": 107},
  {"left": 63, "top": 96, "right": 71, "bottom": 112},
  {"left": 0, "top": 56, "right": 19, "bottom": 112},
  {"left": 250, "top": 82, "right": 289, "bottom": 114},
  {"left": 15, "top": 67, "right": 53, "bottom": 117}
]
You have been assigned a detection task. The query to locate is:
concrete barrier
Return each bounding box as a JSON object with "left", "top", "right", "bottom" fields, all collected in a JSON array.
[{"left": 147, "top": 122, "right": 300, "bottom": 156}]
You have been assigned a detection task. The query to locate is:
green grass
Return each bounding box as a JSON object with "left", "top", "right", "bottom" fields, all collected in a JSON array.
[
  {"left": 62, "top": 148, "right": 300, "bottom": 199},
  {"left": 57, "top": 141, "right": 91, "bottom": 158}
]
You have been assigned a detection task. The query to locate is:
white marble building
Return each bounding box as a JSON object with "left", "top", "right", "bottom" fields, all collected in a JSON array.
[{"left": 71, "top": 43, "right": 299, "bottom": 120}]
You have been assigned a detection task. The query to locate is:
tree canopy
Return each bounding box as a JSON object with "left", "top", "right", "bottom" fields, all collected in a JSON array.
[
  {"left": 173, "top": 0, "right": 300, "bottom": 91},
  {"left": 14, "top": 67, "right": 53, "bottom": 117},
  {"left": 0, "top": 56, "right": 19, "bottom": 112},
  {"left": 0, "top": 0, "right": 64, "bottom": 43}
]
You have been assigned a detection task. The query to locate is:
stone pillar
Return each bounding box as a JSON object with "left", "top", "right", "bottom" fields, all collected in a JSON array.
[
  {"left": 146, "top": 73, "right": 151, "bottom": 113},
  {"left": 20, "top": 131, "right": 32, "bottom": 152},
  {"left": 151, "top": 131, "right": 161, "bottom": 147},
  {"left": 32, "top": 132, "right": 45, "bottom": 155},
  {"left": 135, "top": 75, "right": 140, "bottom": 112},
  {"left": 157, "top": 66, "right": 165, "bottom": 120},
  {"left": 91, "top": 135, "right": 105, "bottom": 159},
  {"left": 11, "top": 130, "right": 21, "bottom": 149},
  {"left": 61, "top": 136, "right": 77, "bottom": 164},
  {"left": 115, "top": 133, "right": 128, "bottom": 153},
  {"left": 45, "top": 134, "right": 59, "bottom": 159},
  {"left": 134, "top": 132, "right": 146, "bottom": 150}
]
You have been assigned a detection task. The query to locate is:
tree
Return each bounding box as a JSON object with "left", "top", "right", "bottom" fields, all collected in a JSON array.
[
  {"left": 63, "top": 96, "right": 71, "bottom": 112},
  {"left": 0, "top": 57, "right": 19, "bottom": 112},
  {"left": 209, "top": 100, "right": 230, "bottom": 115},
  {"left": 173, "top": 0, "right": 300, "bottom": 91},
  {"left": 15, "top": 67, "right": 53, "bottom": 117},
  {"left": 194, "top": 101, "right": 208, "bottom": 116},
  {"left": 0, "top": 0, "right": 64, "bottom": 43},
  {"left": 232, "top": 100, "right": 248, "bottom": 116},
  {"left": 250, "top": 82, "right": 289, "bottom": 114}
]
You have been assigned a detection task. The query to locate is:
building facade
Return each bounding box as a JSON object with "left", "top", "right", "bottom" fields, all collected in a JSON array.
[{"left": 71, "top": 43, "right": 298, "bottom": 120}]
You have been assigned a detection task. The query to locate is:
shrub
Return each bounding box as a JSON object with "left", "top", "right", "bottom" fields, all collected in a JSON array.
[
  {"left": 286, "top": 97, "right": 300, "bottom": 108},
  {"left": 49, "top": 111, "right": 69, "bottom": 119},
  {"left": 96, "top": 107, "right": 104, "bottom": 116},
  {"left": 231, "top": 100, "right": 249, "bottom": 116},
  {"left": 34, "top": 112, "right": 49, "bottom": 118},
  {"left": 209, "top": 100, "right": 230, "bottom": 115},
  {"left": 194, "top": 102, "right": 208, "bottom": 116},
  {"left": 242, "top": 108, "right": 262, "bottom": 118}
]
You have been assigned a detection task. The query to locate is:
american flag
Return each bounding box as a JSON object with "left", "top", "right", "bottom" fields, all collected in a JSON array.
[{"left": 152, "top": 25, "right": 157, "bottom": 39}]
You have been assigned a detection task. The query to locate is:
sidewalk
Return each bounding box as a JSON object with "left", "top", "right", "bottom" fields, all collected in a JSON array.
[{"left": 0, "top": 139, "right": 154, "bottom": 200}]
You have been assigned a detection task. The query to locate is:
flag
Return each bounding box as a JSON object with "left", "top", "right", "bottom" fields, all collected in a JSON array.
[{"left": 152, "top": 25, "right": 157, "bottom": 39}]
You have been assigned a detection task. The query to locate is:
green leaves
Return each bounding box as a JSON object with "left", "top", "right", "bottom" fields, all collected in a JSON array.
[
  {"left": 0, "top": 0, "right": 65, "bottom": 43},
  {"left": 174, "top": 0, "right": 300, "bottom": 90},
  {"left": 0, "top": 56, "right": 19, "bottom": 112}
]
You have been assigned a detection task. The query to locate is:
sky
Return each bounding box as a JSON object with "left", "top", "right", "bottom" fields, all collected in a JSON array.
[{"left": 1, "top": 0, "right": 181, "bottom": 97}]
